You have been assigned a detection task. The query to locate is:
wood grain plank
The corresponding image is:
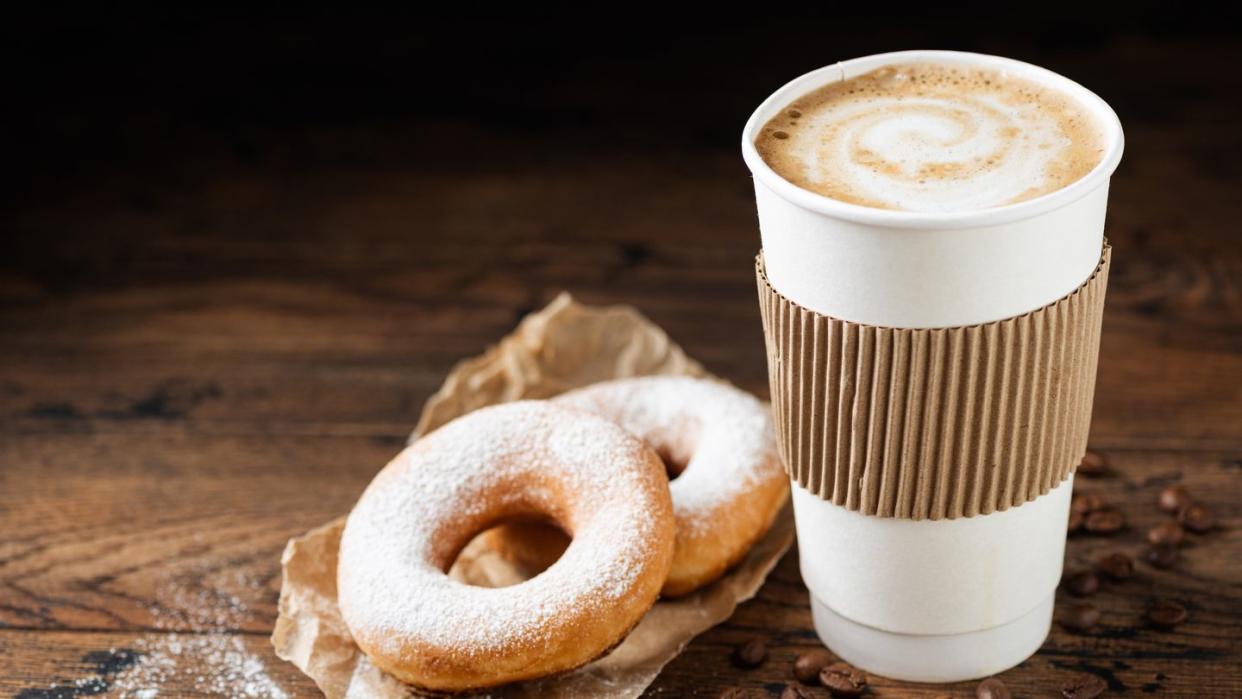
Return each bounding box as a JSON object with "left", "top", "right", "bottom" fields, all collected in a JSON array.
[
  {"left": 2, "top": 433, "right": 1239, "bottom": 694},
  {"left": 0, "top": 430, "right": 391, "bottom": 632},
  {"left": 2, "top": 226, "right": 1238, "bottom": 450}
]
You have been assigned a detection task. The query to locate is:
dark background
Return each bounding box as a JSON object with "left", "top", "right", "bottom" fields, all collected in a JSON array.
[
  {"left": 5, "top": 8, "right": 1242, "bottom": 311},
  {"left": 6, "top": 8, "right": 1242, "bottom": 204},
  {"left": 2, "top": 10, "right": 1241, "bottom": 697}
]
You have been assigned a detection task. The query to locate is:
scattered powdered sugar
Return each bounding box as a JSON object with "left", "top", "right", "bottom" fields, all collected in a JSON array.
[
  {"left": 108, "top": 634, "right": 288, "bottom": 698},
  {"left": 71, "top": 553, "right": 289, "bottom": 697},
  {"left": 337, "top": 401, "right": 669, "bottom": 660},
  {"left": 555, "top": 376, "right": 783, "bottom": 534},
  {"left": 146, "top": 562, "right": 264, "bottom": 632}
]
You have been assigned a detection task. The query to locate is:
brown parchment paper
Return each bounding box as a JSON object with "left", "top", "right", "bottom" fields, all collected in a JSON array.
[
  {"left": 272, "top": 292, "right": 796, "bottom": 698},
  {"left": 757, "top": 245, "right": 1111, "bottom": 521}
]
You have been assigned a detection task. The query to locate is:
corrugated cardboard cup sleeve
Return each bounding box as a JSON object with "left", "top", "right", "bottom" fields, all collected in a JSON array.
[{"left": 757, "top": 245, "right": 1111, "bottom": 520}]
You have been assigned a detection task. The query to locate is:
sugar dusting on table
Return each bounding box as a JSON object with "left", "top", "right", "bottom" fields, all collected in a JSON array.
[
  {"left": 103, "top": 566, "right": 289, "bottom": 698},
  {"left": 108, "top": 634, "right": 288, "bottom": 698}
]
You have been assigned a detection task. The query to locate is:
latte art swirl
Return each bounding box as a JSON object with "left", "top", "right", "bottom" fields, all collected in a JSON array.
[{"left": 756, "top": 63, "right": 1104, "bottom": 212}]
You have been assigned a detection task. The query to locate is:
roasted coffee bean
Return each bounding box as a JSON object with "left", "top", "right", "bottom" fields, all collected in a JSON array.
[
  {"left": 1063, "top": 570, "right": 1099, "bottom": 597},
  {"left": 1096, "top": 552, "right": 1134, "bottom": 580},
  {"left": 1068, "top": 509, "right": 1085, "bottom": 533},
  {"left": 1148, "top": 599, "right": 1188, "bottom": 629},
  {"left": 1062, "top": 672, "right": 1108, "bottom": 698},
  {"left": 1146, "top": 542, "right": 1179, "bottom": 569},
  {"left": 781, "top": 684, "right": 816, "bottom": 699},
  {"left": 1060, "top": 602, "right": 1101, "bottom": 632},
  {"left": 1072, "top": 492, "right": 1105, "bottom": 514},
  {"left": 819, "top": 662, "right": 866, "bottom": 696},
  {"left": 1147, "top": 520, "right": 1185, "bottom": 546},
  {"left": 731, "top": 639, "right": 768, "bottom": 669},
  {"left": 1085, "top": 507, "right": 1125, "bottom": 534},
  {"left": 1158, "top": 485, "right": 1191, "bottom": 513},
  {"left": 718, "top": 689, "right": 758, "bottom": 699},
  {"left": 976, "top": 677, "right": 1012, "bottom": 699},
  {"left": 1078, "top": 450, "right": 1108, "bottom": 477},
  {"left": 1178, "top": 503, "right": 1215, "bottom": 533},
  {"left": 793, "top": 648, "right": 834, "bottom": 684}
]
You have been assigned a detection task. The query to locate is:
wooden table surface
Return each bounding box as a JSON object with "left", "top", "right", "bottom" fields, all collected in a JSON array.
[{"left": 2, "top": 20, "right": 1241, "bottom": 698}]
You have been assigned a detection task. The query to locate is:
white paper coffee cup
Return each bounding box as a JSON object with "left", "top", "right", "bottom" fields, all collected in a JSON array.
[{"left": 743, "top": 50, "right": 1124, "bottom": 682}]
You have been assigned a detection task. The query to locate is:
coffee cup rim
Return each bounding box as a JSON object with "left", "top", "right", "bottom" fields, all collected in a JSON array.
[{"left": 740, "top": 50, "right": 1125, "bottom": 230}]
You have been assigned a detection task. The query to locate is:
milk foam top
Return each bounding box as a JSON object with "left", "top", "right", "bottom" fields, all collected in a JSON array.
[{"left": 754, "top": 61, "right": 1107, "bottom": 213}]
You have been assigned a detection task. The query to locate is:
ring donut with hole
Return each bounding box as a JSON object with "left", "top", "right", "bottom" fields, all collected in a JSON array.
[
  {"left": 337, "top": 401, "right": 675, "bottom": 691},
  {"left": 487, "top": 376, "right": 788, "bottom": 596}
]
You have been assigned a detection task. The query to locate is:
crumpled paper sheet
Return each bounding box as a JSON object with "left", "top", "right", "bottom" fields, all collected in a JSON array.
[{"left": 272, "top": 292, "right": 796, "bottom": 698}]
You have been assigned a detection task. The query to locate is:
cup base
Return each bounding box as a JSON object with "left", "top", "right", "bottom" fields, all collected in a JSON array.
[{"left": 809, "top": 593, "right": 1053, "bottom": 683}]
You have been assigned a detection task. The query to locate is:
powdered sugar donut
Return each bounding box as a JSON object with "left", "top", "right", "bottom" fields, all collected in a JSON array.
[
  {"left": 337, "top": 401, "right": 675, "bottom": 692},
  {"left": 488, "top": 376, "right": 788, "bottom": 596}
]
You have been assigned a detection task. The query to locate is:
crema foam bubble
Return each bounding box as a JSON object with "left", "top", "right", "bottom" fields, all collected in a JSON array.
[{"left": 755, "top": 62, "right": 1105, "bottom": 212}]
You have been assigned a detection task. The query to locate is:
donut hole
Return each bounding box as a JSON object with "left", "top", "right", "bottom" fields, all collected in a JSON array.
[
  {"left": 655, "top": 446, "right": 689, "bottom": 478},
  {"left": 449, "top": 517, "right": 571, "bottom": 587},
  {"left": 652, "top": 418, "right": 702, "bottom": 480}
]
